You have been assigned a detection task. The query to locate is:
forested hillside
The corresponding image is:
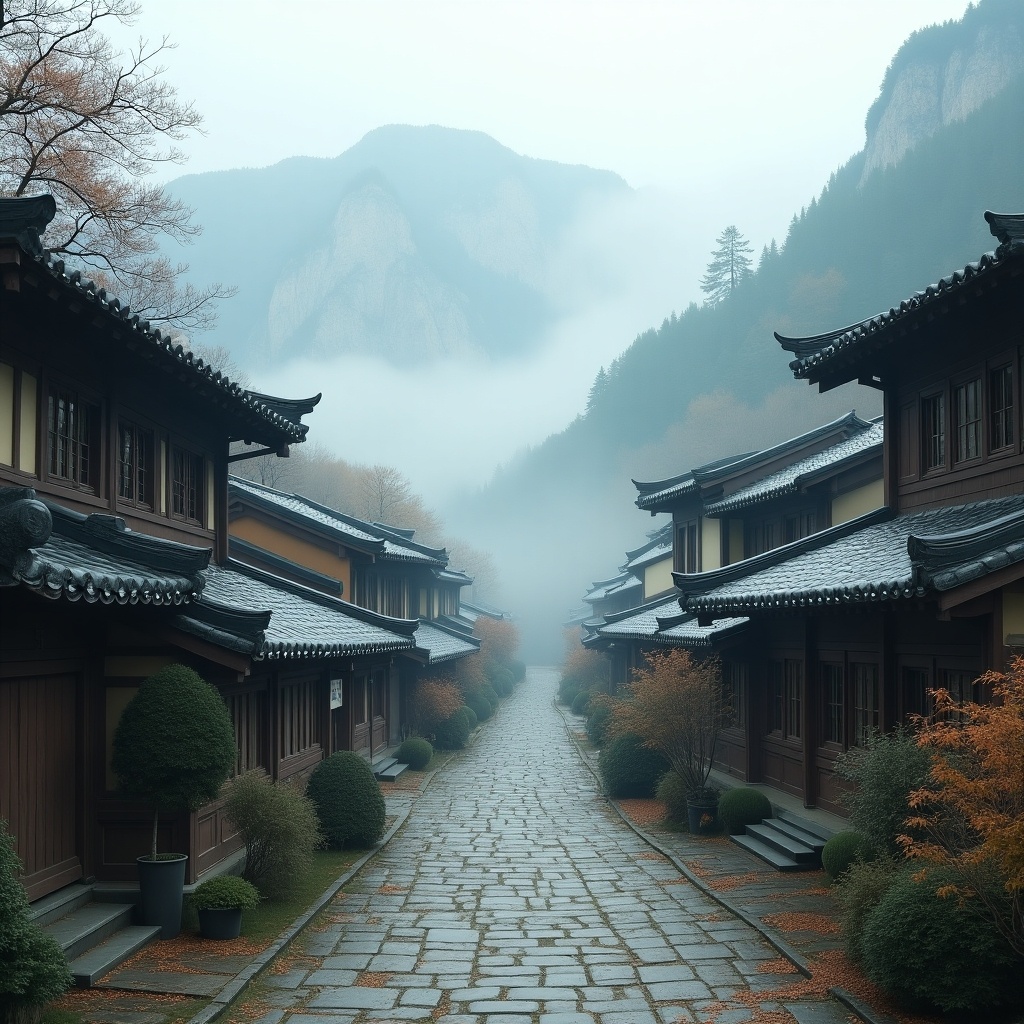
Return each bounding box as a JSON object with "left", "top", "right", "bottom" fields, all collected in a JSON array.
[{"left": 451, "top": 64, "right": 1024, "bottom": 658}]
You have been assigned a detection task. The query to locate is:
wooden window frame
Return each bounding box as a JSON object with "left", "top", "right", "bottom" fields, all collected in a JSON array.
[
  {"left": 851, "top": 661, "right": 880, "bottom": 747},
  {"left": 116, "top": 418, "right": 155, "bottom": 511},
  {"left": 721, "top": 661, "right": 747, "bottom": 730},
  {"left": 820, "top": 660, "right": 845, "bottom": 748},
  {"left": 45, "top": 380, "right": 102, "bottom": 493},
  {"left": 920, "top": 388, "right": 947, "bottom": 475},
  {"left": 952, "top": 376, "right": 982, "bottom": 465},
  {"left": 169, "top": 444, "right": 205, "bottom": 525},
  {"left": 988, "top": 362, "right": 1015, "bottom": 455}
]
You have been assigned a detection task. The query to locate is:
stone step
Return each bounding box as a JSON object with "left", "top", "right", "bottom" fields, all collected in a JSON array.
[
  {"left": 372, "top": 755, "right": 397, "bottom": 775},
  {"left": 376, "top": 761, "right": 409, "bottom": 782},
  {"left": 28, "top": 882, "right": 94, "bottom": 927},
  {"left": 776, "top": 807, "right": 837, "bottom": 843},
  {"left": 68, "top": 924, "right": 162, "bottom": 987},
  {"left": 42, "top": 902, "right": 135, "bottom": 961},
  {"left": 731, "top": 833, "right": 810, "bottom": 872},
  {"left": 764, "top": 816, "right": 828, "bottom": 853},
  {"left": 744, "top": 821, "right": 820, "bottom": 864}
]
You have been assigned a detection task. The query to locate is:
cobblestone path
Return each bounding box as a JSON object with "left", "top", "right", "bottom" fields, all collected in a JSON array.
[{"left": 262, "top": 667, "right": 850, "bottom": 1024}]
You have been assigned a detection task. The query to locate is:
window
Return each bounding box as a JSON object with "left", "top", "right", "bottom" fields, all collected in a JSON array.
[
  {"left": 784, "top": 510, "right": 816, "bottom": 545},
  {"left": 722, "top": 662, "right": 747, "bottom": 729},
  {"left": 117, "top": 420, "right": 153, "bottom": 508},
  {"left": 353, "top": 673, "right": 368, "bottom": 726},
  {"left": 767, "top": 660, "right": 801, "bottom": 738},
  {"left": 230, "top": 691, "right": 265, "bottom": 775},
  {"left": 901, "top": 665, "right": 931, "bottom": 720},
  {"left": 851, "top": 662, "right": 879, "bottom": 747},
  {"left": 48, "top": 386, "right": 98, "bottom": 488},
  {"left": 372, "top": 668, "right": 387, "bottom": 719},
  {"left": 921, "top": 393, "right": 945, "bottom": 472},
  {"left": 675, "top": 520, "right": 698, "bottom": 573},
  {"left": 954, "top": 379, "right": 981, "bottom": 463},
  {"left": 171, "top": 447, "right": 204, "bottom": 523},
  {"left": 785, "top": 659, "right": 802, "bottom": 739},
  {"left": 383, "top": 578, "right": 405, "bottom": 617},
  {"left": 990, "top": 365, "right": 1014, "bottom": 452},
  {"left": 821, "top": 662, "right": 844, "bottom": 745},
  {"left": 747, "top": 519, "right": 779, "bottom": 557},
  {"left": 279, "top": 679, "right": 319, "bottom": 757}
]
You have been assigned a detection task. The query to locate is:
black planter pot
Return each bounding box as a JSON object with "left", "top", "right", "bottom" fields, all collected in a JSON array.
[
  {"left": 137, "top": 854, "right": 188, "bottom": 939},
  {"left": 197, "top": 907, "right": 243, "bottom": 940},
  {"left": 686, "top": 800, "right": 719, "bottom": 835}
]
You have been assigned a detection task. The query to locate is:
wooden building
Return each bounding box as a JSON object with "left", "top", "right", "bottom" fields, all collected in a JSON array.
[{"left": 0, "top": 194, "right": 425, "bottom": 898}]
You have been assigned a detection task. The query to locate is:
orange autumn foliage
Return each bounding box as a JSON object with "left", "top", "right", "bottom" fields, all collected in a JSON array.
[
  {"left": 899, "top": 657, "right": 1024, "bottom": 957},
  {"left": 475, "top": 617, "right": 520, "bottom": 666},
  {"left": 410, "top": 678, "right": 464, "bottom": 734},
  {"left": 560, "top": 628, "right": 608, "bottom": 688}
]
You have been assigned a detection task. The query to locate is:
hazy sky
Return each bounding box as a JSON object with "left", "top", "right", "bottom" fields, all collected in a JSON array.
[{"left": 124, "top": 0, "right": 973, "bottom": 505}]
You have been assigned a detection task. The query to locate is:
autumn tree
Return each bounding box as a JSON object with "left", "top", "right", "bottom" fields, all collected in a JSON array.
[
  {"left": 899, "top": 659, "right": 1024, "bottom": 957},
  {"left": 475, "top": 617, "right": 520, "bottom": 668},
  {"left": 700, "top": 225, "right": 753, "bottom": 305},
  {"left": 410, "top": 678, "right": 463, "bottom": 735},
  {"left": 0, "top": 0, "right": 232, "bottom": 332},
  {"left": 611, "top": 649, "right": 726, "bottom": 798}
]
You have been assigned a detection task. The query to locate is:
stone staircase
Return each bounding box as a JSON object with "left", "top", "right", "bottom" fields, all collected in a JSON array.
[
  {"left": 372, "top": 752, "right": 409, "bottom": 782},
  {"left": 31, "top": 883, "right": 160, "bottom": 987},
  {"left": 730, "top": 808, "right": 833, "bottom": 872}
]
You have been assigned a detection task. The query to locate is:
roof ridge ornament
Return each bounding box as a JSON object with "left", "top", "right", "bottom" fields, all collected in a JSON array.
[
  {"left": 984, "top": 211, "right": 1024, "bottom": 259},
  {"left": 0, "top": 486, "right": 53, "bottom": 585},
  {"left": 0, "top": 194, "right": 56, "bottom": 259}
]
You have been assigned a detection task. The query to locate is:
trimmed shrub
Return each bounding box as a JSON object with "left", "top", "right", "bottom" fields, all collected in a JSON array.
[
  {"left": 462, "top": 704, "right": 478, "bottom": 730},
  {"left": 396, "top": 737, "right": 432, "bottom": 771},
  {"left": 491, "top": 667, "right": 515, "bottom": 696},
  {"left": 861, "top": 867, "right": 1022, "bottom": 1013},
  {"left": 410, "top": 678, "right": 463, "bottom": 735},
  {"left": 434, "top": 708, "right": 471, "bottom": 750},
  {"left": 307, "top": 752, "right": 386, "bottom": 849},
  {"left": 598, "top": 733, "right": 671, "bottom": 798},
  {"left": 656, "top": 769, "right": 689, "bottom": 823},
  {"left": 835, "top": 726, "right": 931, "bottom": 857},
  {"left": 226, "top": 772, "right": 322, "bottom": 898},
  {"left": 481, "top": 684, "right": 501, "bottom": 708},
  {"left": 465, "top": 691, "right": 493, "bottom": 723},
  {"left": 510, "top": 659, "right": 526, "bottom": 682},
  {"left": 558, "top": 676, "right": 581, "bottom": 705},
  {"left": 191, "top": 874, "right": 260, "bottom": 911},
  {"left": 111, "top": 663, "right": 236, "bottom": 859},
  {"left": 570, "top": 689, "right": 591, "bottom": 716},
  {"left": 586, "top": 699, "right": 613, "bottom": 746},
  {"left": 0, "top": 819, "right": 72, "bottom": 1023},
  {"left": 718, "top": 788, "right": 773, "bottom": 835},
  {"left": 836, "top": 856, "right": 902, "bottom": 963},
  {"left": 821, "top": 830, "right": 873, "bottom": 881}
]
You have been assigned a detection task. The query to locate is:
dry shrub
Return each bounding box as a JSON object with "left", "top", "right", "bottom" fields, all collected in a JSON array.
[
  {"left": 411, "top": 678, "right": 464, "bottom": 734},
  {"left": 475, "top": 617, "right": 520, "bottom": 665},
  {"left": 454, "top": 656, "right": 486, "bottom": 695}
]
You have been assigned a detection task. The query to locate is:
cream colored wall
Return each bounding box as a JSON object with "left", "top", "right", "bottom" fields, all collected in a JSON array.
[
  {"left": 0, "top": 362, "right": 12, "bottom": 466},
  {"left": 729, "top": 520, "right": 744, "bottom": 565},
  {"left": 230, "top": 515, "right": 352, "bottom": 594},
  {"left": 832, "top": 479, "right": 884, "bottom": 525},
  {"left": 701, "top": 517, "right": 721, "bottom": 571},
  {"left": 206, "top": 461, "right": 215, "bottom": 529},
  {"left": 18, "top": 371, "right": 36, "bottom": 474},
  {"left": 643, "top": 556, "right": 674, "bottom": 598}
]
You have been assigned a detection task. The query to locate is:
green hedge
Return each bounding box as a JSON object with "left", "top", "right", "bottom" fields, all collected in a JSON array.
[
  {"left": 307, "top": 752, "right": 386, "bottom": 849},
  {"left": 598, "top": 733, "right": 670, "bottom": 798},
  {"left": 395, "top": 737, "right": 432, "bottom": 771},
  {"left": 717, "top": 788, "right": 772, "bottom": 835}
]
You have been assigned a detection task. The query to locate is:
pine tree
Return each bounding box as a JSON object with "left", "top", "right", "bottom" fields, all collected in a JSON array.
[{"left": 700, "top": 226, "right": 754, "bottom": 305}]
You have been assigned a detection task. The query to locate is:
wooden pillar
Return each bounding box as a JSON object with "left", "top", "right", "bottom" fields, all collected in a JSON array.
[{"left": 802, "top": 615, "right": 817, "bottom": 808}]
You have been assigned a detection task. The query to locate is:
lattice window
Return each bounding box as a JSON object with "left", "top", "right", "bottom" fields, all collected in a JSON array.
[
  {"left": 48, "top": 386, "right": 98, "bottom": 488},
  {"left": 821, "top": 662, "right": 844, "bottom": 745},
  {"left": 990, "top": 364, "right": 1014, "bottom": 451},
  {"left": 117, "top": 420, "right": 153, "bottom": 508},
  {"left": 852, "top": 662, "right": 879, "bottom": 747},
  {"left": 171, "top": 447, "right": 204, "bottom": 524},
  {"left": 921, "top": 393, "right": 945, "bottom": 472},
  {"left": 955, "top": 379, "right": 981, "bottom": 462}
]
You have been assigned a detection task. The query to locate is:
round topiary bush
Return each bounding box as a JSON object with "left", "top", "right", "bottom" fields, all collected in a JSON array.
[
  {"left": 655, "top": 769, "right": 689, "bottom": 822},
  {"left": 481, "top": 684, "right": 501, "bottom": 708},
  {"left": 570, "top": 689, "right": 591, "bottom": 716},
  {"left": 433, "top": 708, "right": 471, "bottom": 750},
  {"left": 718, "top": 787, "right": 773, "bottom": 835},
  {"left": 465, "top": 691, "right": 493, "bottom": 722},
  {"left": 491, "top": 668, "right": 515, "bottom": 696},
  {"left": 861, "top": 867, "right": 1022, "bottom": 1014},
  {"left": 510, "top": 660, "right": 526, "bottom": 682},
  {"left": 586, "top": 700, "right": 612, "bottom": 746},
  {"left": 395, "top": 737, "right": 432, "bottom": 771},
  {"left": 598, "top": 733, "right": 671, "bottom": 798},
  {"left": 462, "top": 704, "right": 478, "bottom": 730},
  {"left": 821, "top": 830, "right": 873, "bottom": 881},
  {"left": 306, "top": 751, "right": 386, "bottom": 849},
  {"left": 191, "top": 874, "right": 260, "bottom": 911},
  {"left": 112, "top": 663, "right": 236, "bottom": 859},
  {"left": 558, "top": 676, "right": 581, "bottom": 705}
]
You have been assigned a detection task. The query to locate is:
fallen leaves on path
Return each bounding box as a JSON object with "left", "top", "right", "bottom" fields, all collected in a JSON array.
[
  {"left": 106, "top": 934, "right": 268, "bottom": 977},
  {"left": 376, "top": 883, "right": 407, "bottom": 894},
  {"left": 762, "top": 912, "right": 840, "bottom": 935},
  {"left": 356, "top": 971, "right": 393, "bottom": 987},
  {"left": 618, "top": 798, "right": 667, "bottom": 826},
  {"left": 707, "top": 870, "right": 774, "bottom": 892}
]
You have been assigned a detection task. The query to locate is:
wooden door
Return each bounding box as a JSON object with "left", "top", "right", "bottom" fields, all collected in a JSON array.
[
  {"left": 0, "top": 674, "right": 81, "bottom": 900},
  {"left": 371, "top": 668, "right": 388, "bottom": 754}
]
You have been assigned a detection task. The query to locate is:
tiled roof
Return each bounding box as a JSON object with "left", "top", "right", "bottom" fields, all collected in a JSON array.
[
  {"left": 434, "top": 568, "right": 474, "bottom": 586},
  {"left": 0, "top": 488, "right": 205, "bottom": 605},
  {"left": 679, "top": 494, "right": 1024, "bottom": 617},
  {"left": 461, "top": 599, "right": 508, "bottom": 621},
  {"left": 590, "top": 595, "right": 748, "bottom": 649},
  {"left": 633, "top": 471, "right": 698, "bottom": 510},
  {"left": 778, "top": 212, "right": 1024, "bottom": 384},
  {"left": 201, "top": 560, "right": 416, "bottom": 659},
  {"left": 704, "top": 419, "right": 883, "bottom": 514},
  {"left": 1, "top": 197, "right": 316, "bottom": 446},
  {"left": 583, "top": 572, "right": 635, "bottom": 604},
  {"left": 623, "top": 541, "right": 672, "bottom": 572},
  {"left": 413, "top": 620, "right": 481, "bottom": 664},
  {"left": 228, "top": 477, "right": 448, "bottom": 567},
  {"left": 594, "top": 596, "right": 682, "bottom": 639}
]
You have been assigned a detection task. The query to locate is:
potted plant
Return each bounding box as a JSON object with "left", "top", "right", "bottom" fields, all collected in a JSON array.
[
  {"left": 191, "top": 875, "right": 260, "bottom": 940},
  {"left": 111, "top": 664, "right": 236, "bottom": 938},
  {"left": 610, "top": 649, "right": 728, "bottom": 835}
]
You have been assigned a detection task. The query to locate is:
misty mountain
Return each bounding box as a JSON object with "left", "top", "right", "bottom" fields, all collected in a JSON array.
[
  {"left": 447, "top": 0, "right": 1024, "bottom": 657},
  {"left": 166, "top": 125, "right": 627, "bottom": 366}
]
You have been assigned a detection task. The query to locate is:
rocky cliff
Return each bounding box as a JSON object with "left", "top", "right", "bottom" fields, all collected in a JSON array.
[{"left": 860, "top": 1, "right": 1024, "bottom": 185}]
